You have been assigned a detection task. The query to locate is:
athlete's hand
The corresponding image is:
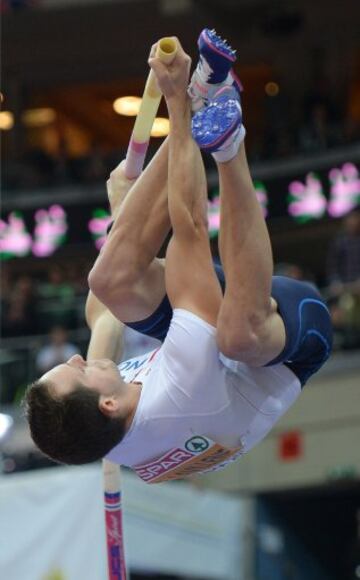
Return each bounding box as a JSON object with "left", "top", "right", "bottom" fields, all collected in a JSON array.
[
  {"left": 148, "top": 38, "right": 191, "bottom": 104},
  {"left": 107, "top": 160, "right": 137, "bottom": 219}
]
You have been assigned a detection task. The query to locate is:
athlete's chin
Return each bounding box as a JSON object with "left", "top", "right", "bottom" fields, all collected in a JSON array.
[
  {"left": 114, "top": 363, "right": 121, "bottom": 374},
  {"left": 95, "top": 359, "right": 118, "bottom": 370}
]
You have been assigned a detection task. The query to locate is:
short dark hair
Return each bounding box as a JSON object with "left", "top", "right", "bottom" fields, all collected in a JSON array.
[{"left": 24, "top": 380, "right": 125, "bottom": 465}]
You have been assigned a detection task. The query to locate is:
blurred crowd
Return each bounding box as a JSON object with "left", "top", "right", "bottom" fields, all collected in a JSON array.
[
  {"left": 275, "top": 209, "right": 360, "bottom": 351},
  {"left": 2, "top": 208, "right": 360, "bottom": 344},
  {"left": 2, "top": 144, "right": 121, "bottom": 192},
  {"left": 0, "top": 259, "right": 160, "bottom": 404},
  {"left": 326, "top": 209, "right": 360, "bottom": 350},
  {"left": 258, "top": 75, "right": 359, "bottom": 162},
  {"left": 2, "top": 209, "right": 360, "bottom": 340},
  {"left": 1, "top": 262, "right": 88, "bottom": 404},
  {"left": 1, "top": 263, "right": 90, "bottom": 337},
  {"left": 4, "top": 122, "right": 358, "bottom": 194},
  {"left": 2, "top": 74, "right": 359, "bottom": 192}
]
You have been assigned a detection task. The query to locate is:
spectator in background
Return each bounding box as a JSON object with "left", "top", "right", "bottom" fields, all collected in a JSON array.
[
  {"left": 1, "top": 275, "right": 38, "bottom": 337},
  {"left": 299, "top": 102, "right": 330, "bottom": 152},
  {"left": 326, "top": 209, "right": 360, "bottom": 349},
  {"left": 327, "top": 209, "right": 360, "bottom": 289},
  {"left": 299, "top": 73, "right": 343, "bottom": 153},
  {"left": 82, "top": 141, "right": 108, "bottom": 183},
  {"left": 37, "top": 265, "right": 76, "bottom": 331},
  {"left": 274, "top": 262, "right": 306, "bottom": 281},
  {"left": 64, "top": 262, "right": 88, "bottom": 296},
  {"left": 263, "top": 82, "right": 293, "bottom": 159},
  {"left": 0, "top": 264, "right": 11, "bottom": 319},
  {"left": 274, "top": 262, "right": 318, "bottom": 286},
  {"left": 36, "top": 326, "right": 80, "bottom": 374}
]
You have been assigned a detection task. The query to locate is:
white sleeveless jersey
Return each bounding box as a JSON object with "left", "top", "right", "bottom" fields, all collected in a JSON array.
[{"left": 106, "top": 309, "right": 301, "bottom": 483}]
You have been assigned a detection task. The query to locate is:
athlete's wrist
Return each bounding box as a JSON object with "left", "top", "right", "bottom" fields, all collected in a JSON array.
[
  {"left": 167, "top": 93, "right": 190, "bottom": 115},
  {"left": 167, "top": 98, "right": 191, "bottom": 132}
]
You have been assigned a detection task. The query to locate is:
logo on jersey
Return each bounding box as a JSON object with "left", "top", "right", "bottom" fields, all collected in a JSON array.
[
  {"left": 119, "top": 348, "right": 160, "bottom": 383},
  {"left": 185, "top": 436, "right": 209, "bottom": 453},
  {"left": 133, "top": 436, "right": 243, "bottom": 484}
]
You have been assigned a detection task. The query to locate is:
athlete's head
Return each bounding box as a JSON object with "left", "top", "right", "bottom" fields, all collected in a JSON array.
[{"left": 24, "top": 354, "right": 130, "bottom": 465}]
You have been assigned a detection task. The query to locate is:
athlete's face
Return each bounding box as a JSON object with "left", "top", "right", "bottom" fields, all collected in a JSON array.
[{"left": 40, "top": 354, "right": 123, "bottom": 399}]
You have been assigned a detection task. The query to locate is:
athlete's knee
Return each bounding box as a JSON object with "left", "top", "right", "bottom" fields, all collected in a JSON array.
[
  {"left": 88, "top": 266, "right": 135, "bottom": 307},
  {"left": 217, "top": 331, "right": 258, "bottom": 362},
  {"left": 217, "top": 312, "right": 267, "bottom": 363},
  {"left": 88, "top": 247, "right": 142, "bottom": 306},
  {"left": 89, "top": 235, "right": 145, "bottom": 300}
]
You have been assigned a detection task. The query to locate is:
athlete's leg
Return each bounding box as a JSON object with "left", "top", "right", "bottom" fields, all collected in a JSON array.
[
  {"left": 165, "top": 113, "right": 223, "bottom": 327},
  {"left": 191, "top": 102, "right": 331, "bottom": 373},
  {"left": 194, "top": 123, "right": 331, "bottom": 375},
  {"left": 89, "top": 138, "right": 171, "bottom": 323},
  {"left": 90, "top": 125, "right": 216, "bottom": 335},
  {"left": 215, "top": 144, "right": 286, "bottom": 366},
  {"left": 149, "top": 40, "right": 223, "bottom": 327},
  {"left": 188, "top": 31, "right": 285, "bottom": 364},
  {"left": 188, "top": 29, "right": 332, "bottom": 374}
]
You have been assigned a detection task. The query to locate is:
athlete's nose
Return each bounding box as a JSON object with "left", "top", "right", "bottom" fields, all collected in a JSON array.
[{"left": 68, "top": 354, "right": 86, "bottom": 368}]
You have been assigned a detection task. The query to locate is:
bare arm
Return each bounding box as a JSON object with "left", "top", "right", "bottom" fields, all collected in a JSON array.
[
  {"left": 85, "top": 169, "right": 129, "bottom": 361},
  {"left": 85, "top": 291, "right": 124, "bottom": 362}
]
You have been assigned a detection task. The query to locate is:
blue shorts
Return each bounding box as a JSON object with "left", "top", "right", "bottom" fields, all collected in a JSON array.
[{"left": 126, "top": 269, "right": 332, "bottom": 386}]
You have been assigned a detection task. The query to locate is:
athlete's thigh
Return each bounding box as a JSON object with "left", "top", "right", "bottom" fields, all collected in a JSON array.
[
  {"left": 165, "top": 229, "right": 223, "bottom": 327},
  {"left": 114, "top": 258, "right": 167, "bottom": 323},
  {"left": 126, "top": 259, "right": 226, "bottom": 343}
]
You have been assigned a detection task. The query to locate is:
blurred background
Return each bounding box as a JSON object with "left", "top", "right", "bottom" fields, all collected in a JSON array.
[{"left": 1, "top": 0, "right": 360, "bottom": 578}]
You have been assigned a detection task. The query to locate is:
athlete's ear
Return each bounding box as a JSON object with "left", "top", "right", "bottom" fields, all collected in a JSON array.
[{"left": 99, "top": 395, "right": 121, "bottom": 417}]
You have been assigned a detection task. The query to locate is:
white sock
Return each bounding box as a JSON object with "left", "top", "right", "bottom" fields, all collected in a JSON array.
[{"left": 212, "top": 125, "right": 246, "bottom": 163}]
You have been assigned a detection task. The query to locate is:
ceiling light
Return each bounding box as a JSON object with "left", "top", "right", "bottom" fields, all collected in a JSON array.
[
  {"left": 151, "top": 117, "right": 170, "bottom": 137},
  {"left": 0, "top": 111, "right": 14, "bottom": 130},
  {"left": 22, "top": 108, "right": 56, "bottom": 127},
  {"left": 265, "top": 82, "right": 280, "bottom": 97},
  {"left": 113, "top": 96, "right": 142, "bottom": 116}
]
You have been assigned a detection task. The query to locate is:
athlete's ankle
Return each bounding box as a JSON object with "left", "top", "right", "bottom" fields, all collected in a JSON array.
[{"left": 212, "top": 125, "right": 246, "bottom": 163}]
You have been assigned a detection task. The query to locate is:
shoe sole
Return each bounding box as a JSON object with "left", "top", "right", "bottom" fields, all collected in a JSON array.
[{"left": 191, "top": 97, "right": 242, "bottom": 152}]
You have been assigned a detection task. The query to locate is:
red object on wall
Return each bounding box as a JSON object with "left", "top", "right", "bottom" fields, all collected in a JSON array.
[{"left": 279, "top": 431, "right": 303, "bottom": 461}]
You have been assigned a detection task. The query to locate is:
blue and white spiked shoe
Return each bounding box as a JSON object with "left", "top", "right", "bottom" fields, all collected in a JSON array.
[
  {"left": 188, "top": 28, "right": 242, "bottom": 112},
  {"left": 191, "top": 90, "right": 246, "bottom": 163}
]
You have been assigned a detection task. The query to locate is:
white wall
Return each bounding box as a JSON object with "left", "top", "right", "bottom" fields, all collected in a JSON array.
[{"left": 0, "top": 464, "right": 254, "bottom": 580}]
